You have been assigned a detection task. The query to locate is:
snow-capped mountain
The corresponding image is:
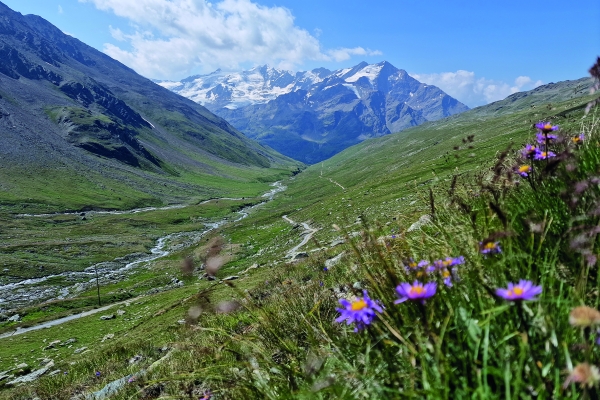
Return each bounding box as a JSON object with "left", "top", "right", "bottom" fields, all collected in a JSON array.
[
  {"left": 158, "top": 61, "right": 469, "bottom": 164},
  {"left": 156, "top": 65, "right": 331, "bottom": 110}
]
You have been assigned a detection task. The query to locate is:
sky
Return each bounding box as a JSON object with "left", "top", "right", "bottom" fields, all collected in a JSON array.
[{"left": 2, "top": 0, "right": 599, "bottom": 107}]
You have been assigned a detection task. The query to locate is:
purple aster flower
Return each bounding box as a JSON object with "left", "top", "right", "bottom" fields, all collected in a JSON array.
[
  {"left": 573, "top": 133, "right": 585, "bottom": 144},
  {"left": 441, "top": 268, "right": 459, "bottom": 287},
  {"left": 533, "top": 150, "right": 556, "bottom": 160},
  {"left": 200, "top": 390, "right": 213, "bottom": 400},
  {"left": 535, "top": 121, "right": 559, "bottom": 133},
  {"left": 516, "top": 165, "right": 531, "bottom": 177},
  {"left": 521, "top": 144, "right": 540, "bottom": 159},
  {"left": 480, "top": 241, "right": 501, "bottom": 254},
  {"left": 95, "top": 371, "right": 101, "bottom": 377},
  {"left": 495, "top": 280, "right": 542, "bottom": 301},
  {"left": 335, "top": 290, "right": 383, "bottom": 332},
  {"left": 405, "top": 259, "right": 430, "bottom": 276},
  {"left": 394, "top": 281, "right": 437, "bottom": 304},
  {"left": 432, "top": 256, "right": 464, "bottom": 270},
  {"left": 536, "top": 132, "right": 558, "bottom": 144},
  {"left": 323, "top": 267, "right": 328, "bottom": 272}
]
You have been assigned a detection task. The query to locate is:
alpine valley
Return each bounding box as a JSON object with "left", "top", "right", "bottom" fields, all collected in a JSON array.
[
  {"left": 2, "top": 0, "right": 600, "bottom": 399},
  {"left": 158, "top": 62, "right": 470, "bottom": 163}
]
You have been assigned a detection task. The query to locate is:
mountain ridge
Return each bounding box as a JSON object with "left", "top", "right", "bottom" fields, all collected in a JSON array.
[
  {"left": 0, "top": 1, "right": 299, "bottom": 211},
  {"left": 158, "top": 61, "right": 469, "bottom": 163}
]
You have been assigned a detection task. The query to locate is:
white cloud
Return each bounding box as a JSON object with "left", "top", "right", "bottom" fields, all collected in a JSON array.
[
  {"left": 58, "top": 5, "right": 63, "bottom": 14},
  {"left": 410, "top": 70, "right": 543, "bottom": 107},
  {"left": 79, "top": 0, "right": 380, "bottom": 79},
  {"left": 327, "top": 47, "right": 382, "bottom": 62}
]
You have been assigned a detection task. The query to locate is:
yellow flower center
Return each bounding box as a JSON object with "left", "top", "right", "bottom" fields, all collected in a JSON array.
[
  {"left": 443, "top": 260, "right": 452, "bottom": 267},
  {"left": 351, "top": 299, "right": 367, "bottom": 311},
  {"left": 573, "top": 137, "right": 581, "bottom": 143},
  {"left": 544, "top": 124, "right": 552, "bottom": 130},
  {"left": 512, "top": 287, "right": 524, "bottom": 296},
  {"left": 484, "top": 242, "right": 496, "bottom": 250},
  {"left": 519, "top": 165, "right": 531, "bottom": 173},
  {"left": 410, "top": 286, "right": 425, "bottom": 296},
  {"left": 442, "top": 270, "right": 451, "bottom": 278}
]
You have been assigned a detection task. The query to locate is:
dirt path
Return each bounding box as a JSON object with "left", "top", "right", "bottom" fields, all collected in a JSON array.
[{"left": 282, "top": 215, "right": 319, "bottom": 259}]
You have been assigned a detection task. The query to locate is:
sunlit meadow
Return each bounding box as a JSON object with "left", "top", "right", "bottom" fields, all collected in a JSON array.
[{"left": 6, "top": 61, "right": 600, "bottom": 400}]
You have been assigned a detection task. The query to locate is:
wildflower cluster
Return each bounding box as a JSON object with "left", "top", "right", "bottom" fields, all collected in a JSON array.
[
  {"left": 404, "top": 256, "right": 464, "bottom": 286},
  {"left": 520, "top": 122, "right": 559, "bottom": 162}
]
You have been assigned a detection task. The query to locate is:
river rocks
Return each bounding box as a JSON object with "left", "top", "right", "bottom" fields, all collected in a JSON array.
[
  {"left": 100, "top": 314, "right": 115, "bottom": 320},
  {"left": 222, "top": 276, "right": 239, "bottom": 281},
  {"left": 73, "top": 347, "right": 88, "bottom": 354},
  {"left": 329, "top": 239, "right": 345, "bottom": 247},
  {"left": 101, "top": 333, "right": 114, "bottom": 342},
  {"left": 44, "top": 340, "right": 61, "bottom": 350},
  {"left": 128, "top": 354, "right": 143, "bottom": 364},
  {"left": 61, "top": 338, "right": 77, "bottom": 346},
  {"left": 7, "top": 314, "right": 21, "bottom": 322},
  {"left": 325, "top": 253, "right": 345, "bottom": 269},
  {"left": 407, "top": 214, "right": 432, "bottom": 232},
  {"left": 116, "top": 309, "right": 126, "bottom": 316},
  {"left": 6, "top": 360, "right": 53, "bottom": 386}
]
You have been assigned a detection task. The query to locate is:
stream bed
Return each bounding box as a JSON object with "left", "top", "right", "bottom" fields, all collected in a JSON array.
[{"left": 0, "top": 182, "right": 286, "bottom": 312}]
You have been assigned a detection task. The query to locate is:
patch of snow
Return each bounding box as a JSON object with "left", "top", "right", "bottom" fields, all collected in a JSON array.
[
  {"left": 344, "top": 64, "right": 383, "bottom": 84},
  {"left": 342, "top": 84, "right": 361, "bottom": 99}
]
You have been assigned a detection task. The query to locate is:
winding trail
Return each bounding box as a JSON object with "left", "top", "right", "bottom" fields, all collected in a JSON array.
[{"left": 282, "top": 215, "right": 319, "bottom": 259}]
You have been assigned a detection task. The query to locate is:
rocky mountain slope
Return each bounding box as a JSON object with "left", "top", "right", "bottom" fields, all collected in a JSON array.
[
  {"left": 159, "top": 61, "right": 469, "bottom": 163},
  {"left": 0, "top": 1, "right": 298, "bottom": 211}
]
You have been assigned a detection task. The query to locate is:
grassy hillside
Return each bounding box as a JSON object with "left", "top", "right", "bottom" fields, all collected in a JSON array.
[
  {"left": 0, "top": 1, "right": 301, "bottom": 213},
  {"left": 1, "top": 77, "right": 599, "bottom": 399}
]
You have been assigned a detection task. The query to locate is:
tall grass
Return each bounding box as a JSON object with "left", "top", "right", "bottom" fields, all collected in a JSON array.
[{"left": 143, "top": 112, "right": 600, "bottom": 399}]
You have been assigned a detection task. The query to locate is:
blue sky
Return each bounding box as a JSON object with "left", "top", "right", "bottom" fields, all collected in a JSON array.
[{"left": 3, "top": 0, "right": 599, "bottom": 106}]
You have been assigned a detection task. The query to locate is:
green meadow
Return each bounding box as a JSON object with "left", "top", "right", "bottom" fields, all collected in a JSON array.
[{"left": 2, "top": 82, "right": 600, "bottom": 398}]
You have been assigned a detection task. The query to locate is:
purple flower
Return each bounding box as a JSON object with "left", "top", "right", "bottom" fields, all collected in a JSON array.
[
  {"left": 533, "top": 150, "right": 556, "bottom": 160},
  {"left": 95, "top": 371, "right": 101, "bottom": 377},
  {"left": 516, "top": 165, "right": 531, "bottom": 177},
  {"left": 573, "top": 133, "right": 585, "bottom": 144},
  {"left": 480, "top": 241, "right": 501, "bottom": 254},
  {"left": 535, "top": 121, "right": 559, "bottom": 133},
  {"left": 495, "top": 280, "right": 542, "bottom": 301},
  {"left": 521, "top": 144, "right": 540, "bottom": 159},
  {"left": 405, "top": 259, "right": 428, "bottom": 273},
  {"left": 200, "top": 390, "right": 213, "bottom": 400},
  {"left": 323, "top": 267, "right": 328, "bottom": 272},
  {"left": 394, "top": 281, "right": 437, "bottom": 304},
  {"left": 441, "top": 268, "right": 458, "bottom": 287},
  {"left": 536, "top": 132, "right": 558, "bottom": 144},
  {"left": 335, "top": 290, "right": 383, "bottom": 332}
]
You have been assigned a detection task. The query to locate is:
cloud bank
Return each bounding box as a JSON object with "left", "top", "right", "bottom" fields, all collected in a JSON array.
[
  {"left": 80, "top": 0, "right": 380, "bottom": 79},
  {"left": 410, "top": 70, "right": 543, "bottom": 107}
]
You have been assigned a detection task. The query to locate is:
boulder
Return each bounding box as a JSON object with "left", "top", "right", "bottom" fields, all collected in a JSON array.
[{"left": 100, "top": 314, "right": 115, "bottom": 320}]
